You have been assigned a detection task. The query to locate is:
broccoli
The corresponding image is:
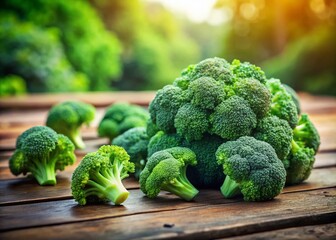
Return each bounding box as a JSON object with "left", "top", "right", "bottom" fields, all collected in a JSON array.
[
  {"left": 147, "top": 131, "right": 183, "bottom": 157},
  {"left": 231, "top": 59, "right": 267, "bottom": 84},
  {"left": 112, "top": 127, "right": 149, "bottom": 179},
  {"left": 140, "top": 147, "right": 199, "bottom": 201},
  {"left": 284, "top": 114, "right": 320, "bottom": 185},
  {"left": 216, "top": 136, "right": 286, "bottom": 201},
  {"left": 254, "top": 116, "right": 293, "bottom": 160},
  {"left": 283, "top": 84, "right": 301, "bottom": 115},
  {"left": 266, "top": 79, "right": 298, "bottom": 128},
  {"left": 98, "top": 102, "right": 149, "bottom": 141},
  {"left": 9, "top": 126, "right": 76, "bottom": 185},
  {"left": 146, "top": 118, "right": 160, "bottom": 138},
  {"left": 71, "top": 145, "right": 135, "bottom": 205},
  {"left": 46, "top": 101, "right": 95, "bottom": 149}
]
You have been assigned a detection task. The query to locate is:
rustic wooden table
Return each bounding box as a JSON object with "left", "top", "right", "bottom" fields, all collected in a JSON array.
[{"left": 0, "top": 92, "right": 335, "bottom": 240}]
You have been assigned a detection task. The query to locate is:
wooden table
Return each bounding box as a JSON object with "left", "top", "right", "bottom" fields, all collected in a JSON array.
[{"left": 0, "top": 92, "right": 336, "bottom": 239}]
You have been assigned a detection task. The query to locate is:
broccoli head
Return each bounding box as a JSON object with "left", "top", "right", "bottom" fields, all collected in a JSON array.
[
  {"left": 112, "top": 127, "right": 149, "bottom": 179},
  {"left": 231, "top": 59, "right": 267, "bottom": 84},
  {"left": 147, "top": 131, "right": 184, "bottom": 157},
  {"left": 140, "top": 147, "right": 199, "bottom": 201},
  {"left": 283, "top": 84, "right": 301, "bottom": 115},
  {"left": 98, "top": 102, "right": 149, "bottom": 141},
  {"left": 254, "top": 116, "right": 293, "bottom": 160},
  {"left": 216, "top": 136, "right": 286, "bottom": 201},
  {"left": 9, "top": 126, "right": 76, "bottom": 185},
  {"left": 46, "top": 101, "right": 95, "bottom": 149},
  {"left": 71, "top": 145, "right": 135, "bottom": 205}
]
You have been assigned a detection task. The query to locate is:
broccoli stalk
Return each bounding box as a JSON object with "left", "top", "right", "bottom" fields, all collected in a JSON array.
[
  {"left": 71, "top": 145, "right": 135, "bottom": 205},
  {"left": 220, "top": 175, "right": 241, "bottom": 198},
  {"left": 29, "top": 156, "right": 57, "bottom": 185}
]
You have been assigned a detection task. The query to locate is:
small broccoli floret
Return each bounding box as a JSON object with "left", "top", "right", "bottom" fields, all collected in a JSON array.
[
  {"left": 190, "top": 57, "right": 233, "bottom": 84},
  {"left": 146, "top": 119, "right": 160, "bottom": 138},
  {"left": 112, "top": 127, "right": 149, "bottom": 179},
  {"left": 282, "top": 84, "right": 301, "bottom": 115},
  {"left": 231, "top": 78, "right": 271, "bottom": 118},
  {"left": 147, "top": 131, "right": 183, "bottom": 157},
  {"left": 140, "top": 147, "right": 199, "bottom": 201},
  {"left": 187, "top": 77, "right": 226, "bottom": 110},
  {"left": 46, "top": 101, "right": 95, "bottom": 149},
  {"left": 231, "top": 59, "right": 267, "bottom": 84},
  {"left": 71, "top": 145, "right": 135, "bottom": 205},
  {"left": 254, "top": 116, "right": 293, "bottom": 160},
  {"left": 9, "top": 126, "right": 76, "bottom": 185},
  {"left": 216, "top": 136, "right": 286, "bottom": 201},
  {"left": 284, "top": 140, "right": 315, "bottom": 185},
  {"left": 174, "top": 103, "right": 209, "bottom": 142},
  {"left": 98, "top": 103, "right": 149, "bottom": 141},
  {"left": 266, "top": 79, "right": 298, "bottom": 128},
  {"left": 210, "top": 96, "right": 257, "bottom": 140},
  {"left": 149, "top": 85, "right": 187, "bottom": 133},
  {"left": 293, "top": 114, "right": 320, "bottom": 153}
]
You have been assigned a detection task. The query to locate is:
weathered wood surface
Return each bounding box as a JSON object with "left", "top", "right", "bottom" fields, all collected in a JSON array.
[{"left": 0, "top": 92, "right": 335, "bottom": 240}]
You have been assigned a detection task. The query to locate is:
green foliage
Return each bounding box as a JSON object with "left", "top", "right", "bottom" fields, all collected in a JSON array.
[
  {"left": 9, "top": 126, "right": 76, "bottom": 185},
  {"left": 0, "top": 0, "right": 121, "bottom": 91},
  {"left": 0, "top": 75, "right": 26, "bottom": 96},
  {"left": 46, "top": 101, "right": 96, "bottom": 149},
  {"left": 140, "top": 147, "right": 199, "bottom": 201},
  {"left": 112, "top": 127, "right": 149, "bottom": 179},
  {"left": 216, "top": 136, "right": 286, "bottom": 201},
  {"left": 71, "top": 145, "right": 134, "bottom": 205},
  {"left": 98, "top": 103, "right": 149, "bottom": 141},
  {"left": 0, "top": 15, "right": 88, "bottom": 92}
]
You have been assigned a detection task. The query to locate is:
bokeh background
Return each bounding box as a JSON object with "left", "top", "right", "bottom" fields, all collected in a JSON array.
[{"left": 0, "top": 0, "right": 335, "bottom": 96}]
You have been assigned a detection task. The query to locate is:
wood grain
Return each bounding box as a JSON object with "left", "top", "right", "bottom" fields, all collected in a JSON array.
[{"left": 1, "top": 188, "right": 335, "bottom": 239}]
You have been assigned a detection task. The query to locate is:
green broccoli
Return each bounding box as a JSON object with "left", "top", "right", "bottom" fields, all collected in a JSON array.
[
  {"left": 146, "top": 118, "right": 160, "bottom": 138},
  {"left": 283, "top": 84, "right": 301, "bottom": 115},
  {"left": 254, "top": 116, "right": 293, "bottom": 160},
  {"left": 216, "top": 136, "right": 286, "bottom": 201},
  {"left": 147, "top": 131, "right": 183, "bottom": 157},
  {"left": 71, "top": 145, "right": 135, "bottom": 205},
  {"left": 266, "top": 79, "right": 298, "bottom": 128},
  {"left": 46, "top": 101, "right": 95, "bottom": 149},
  {"left": 9, "top": 126, "right": 76, "bottom": 185},
  {"left": 231, "top": 59, "right": 267, "bottom": 84},
  {"left": 293, "top": 114, "right": 320, "bottom": 152},
  {"left": 98, "top": 102, "right": 149, "bottom": 141},
  {"left": 140, "top": 147, "right": 199, "bottom": 201},
  {"left": 210, "top": 96, "right": 257, "bottom": 140},
  {"left": 112, "top": 127, "right": 149, "bottom": 179}
]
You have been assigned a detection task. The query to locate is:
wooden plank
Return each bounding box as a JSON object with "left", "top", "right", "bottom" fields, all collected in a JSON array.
[
  {"left": 314, "top": 152, "right": 336, "bottom": 168},
  {"left": 0, "top": 91, "right": 156, "bottom": 109},
  {"left": 0, "top": 167, "right": 335, "bottom": 207},
  {"left": 1, "top": 188, "right": 335, "bottom": 239},
  {"left": 225, "top": 223, "right": 336, "bottom": 240}
]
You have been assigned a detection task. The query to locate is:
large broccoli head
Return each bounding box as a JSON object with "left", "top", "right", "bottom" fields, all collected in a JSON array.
[
  {"left": 71, "top": 145, "right": 135, "bottom": 205},
  {"left": 9, "top": 126, "right": 76, "bottom": 185},
  {"left": 112, "top": 127, "right": 149, "bottom": 179},
  {"left": 216, "top": 136, "right": 286, "bottom": 201},
  {"left": 46, "top": 101, "right": 95, "bottom": 149},
  {"left": 140, "top": 147, "right": 199, "bottom": 201},
  {"left": 98, "top": 102, "right": 149, "bottom": 141}
]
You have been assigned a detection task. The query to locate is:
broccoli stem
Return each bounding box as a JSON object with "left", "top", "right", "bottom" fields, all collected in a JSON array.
[
  {"left": 30, "top": 158, "right": 57, "bottom": 185},
  {"left": 293, "top": 124, "right": 309, "bottom": 139},
  {"left": 220, "top": 175, "right": 241, "bottom": 198},
  {"left": 87, "top": 169, "right": 129, "bottom": 205},
  {"left": 290, "top": 139, "right": 301, "bottom": 154},
  {"left": 162, "top": 174, "right": 199, "bottom": 201},
  {"left": 70, "top": 129, "right": 85, "bottom": 149}
]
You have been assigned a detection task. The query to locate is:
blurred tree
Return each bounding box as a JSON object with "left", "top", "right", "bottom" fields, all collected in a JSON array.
[
  {"left": 0, "top": 0, "right": 121, "bottom": 91},
  {"left": 0, "top": 15, "right": 88, "bottom": 92},
  {"left": 0, "top": 75, "right": 26, "bottom": 97}
]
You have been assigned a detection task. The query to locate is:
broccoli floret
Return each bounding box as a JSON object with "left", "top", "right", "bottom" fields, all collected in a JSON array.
[
  {"left": 71, "top": 145, "right": 135, "bottom": 205},
  {"left": 140, "top": 147, "right": 199, "bottom": 201},
  {"left": 147, "top": 131, "right": 183, "bottom": 157},
  {"left": 216, "top": 136, "right": 286, "bottom": 201},
  {"left": 9, "top": 126, "right": 76, "bottom": 185},
  {"left": 112, "top": 127, "right": 149, "bottom": 179},
  {"left": 231, "top": 78, "right": 271, "bottom": 118},
  {"left": 98, "top": 103, "right": 149, "bottom": 141},
  {"left": 282, "top": 84, "right": 301, "bottom": 115},
  {"left": 146, "top": 118, "right": 160, "bottom": 138},
  {"left": 210, "top": 96, "right": 257, "bottom": 140},
  {"left": 254, "top": 116, "right": 293, "bottom": 160},
  {"left": 149, "top": 85, "right": 187, "bottom": 133},
  {"left": 284, "top": 139, "right": 315, "bottom": 185},
  {"left": 266, "top": 79, "right": 298, "bottom": 128},
  {"left": 190, "top": 57, "right": 233, "bottom": 84},
  {"left": 231, "top": 59, "right": 267, "bottom": 84},
  {"left": 174, "top": 103, "right": 209, "bottom": 142},
  {"left": 46, "top": 101, "right": 95, "bottom": 149},
  {"left": 293, "top": 114, "right": 320, "bottom": 153}
]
